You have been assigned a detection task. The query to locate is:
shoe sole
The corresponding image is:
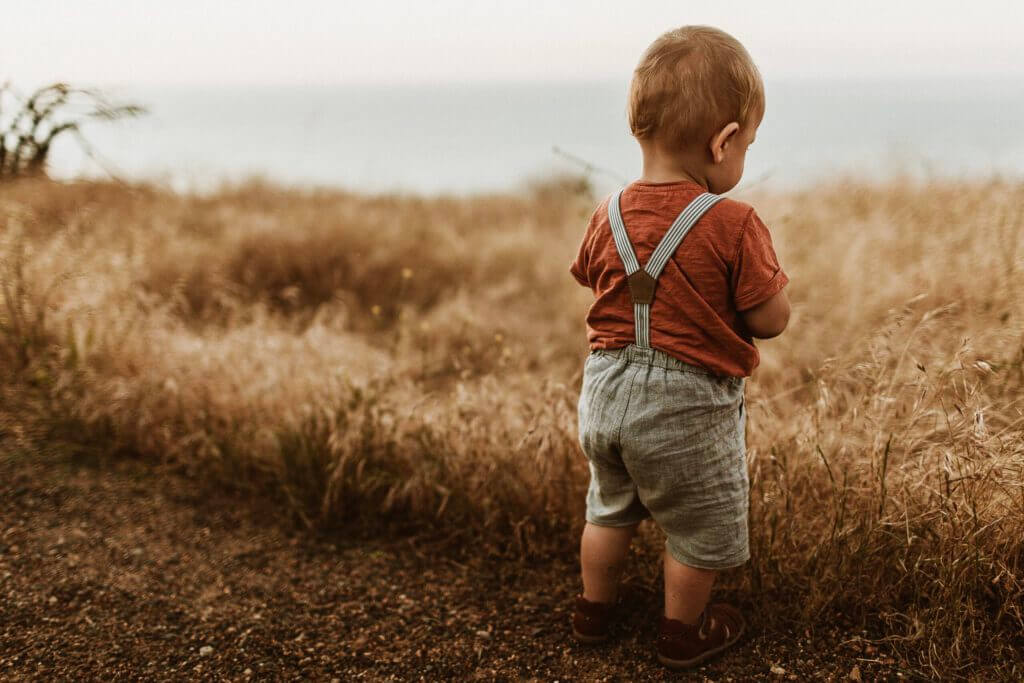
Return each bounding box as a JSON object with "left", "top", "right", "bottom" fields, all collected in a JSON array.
[
  {"left": 571, "top": 626, "right": 609, "bottom": 644},
  {"left": 656, "top": 622, "right": 745, "bottom": 670}
]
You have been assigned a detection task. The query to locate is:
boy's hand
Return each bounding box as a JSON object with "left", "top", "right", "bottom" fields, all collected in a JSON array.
[{"left": 740, "top": 289, "right": 790, "bottom": 339}]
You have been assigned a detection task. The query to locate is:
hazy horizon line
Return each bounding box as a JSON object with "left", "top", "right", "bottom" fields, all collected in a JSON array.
[{"left": 8, "top": 72, "right": 1024, "bottom": 93}]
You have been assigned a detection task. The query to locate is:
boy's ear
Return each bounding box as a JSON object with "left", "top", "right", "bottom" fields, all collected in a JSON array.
[{"left": 709, "top": 122, "right": 741, "bottom": 164}]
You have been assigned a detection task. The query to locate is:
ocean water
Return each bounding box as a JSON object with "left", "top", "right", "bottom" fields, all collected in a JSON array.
[{"left": 47, "top": 79, "right": 1024, "bottom": 196}]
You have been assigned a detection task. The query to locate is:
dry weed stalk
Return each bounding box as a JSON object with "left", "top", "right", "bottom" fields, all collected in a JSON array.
[{"left": 0, "top": 82, "right": 144, "bottom": 180}]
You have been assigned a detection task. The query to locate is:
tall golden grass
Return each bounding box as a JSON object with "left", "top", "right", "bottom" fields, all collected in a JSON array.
[{"left": 2, "top": 174, "right": 1022, "bottom": 677}]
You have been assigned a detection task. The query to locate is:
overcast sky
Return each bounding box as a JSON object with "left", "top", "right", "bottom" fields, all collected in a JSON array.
[{"left": 5, "top": 0, "right": 1023, "bottom": 88}]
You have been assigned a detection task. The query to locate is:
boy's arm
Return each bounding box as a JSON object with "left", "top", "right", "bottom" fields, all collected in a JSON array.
[
  {"left": 732, "top": 208, "right": 790, "bottom": 338},
  {"left": 570, "top": 201, "right": 605, "bottom": 288},
  {"left": 740, "top": 289, "right": 790, "bottom": 338}
]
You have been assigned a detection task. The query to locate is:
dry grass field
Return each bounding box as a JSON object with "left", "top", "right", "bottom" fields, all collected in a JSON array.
[{"left": 2, "top": 174, "right": 1023, "bottom": 678}]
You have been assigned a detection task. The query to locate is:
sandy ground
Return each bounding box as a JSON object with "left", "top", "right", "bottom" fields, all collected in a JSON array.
[{"left": 0, "top": 447, "right": 910, "bottom": 681}]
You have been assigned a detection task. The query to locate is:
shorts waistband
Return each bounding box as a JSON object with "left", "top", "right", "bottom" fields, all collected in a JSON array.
[{"left": 591, "top": 344, "right": 727, "bottom": 378}]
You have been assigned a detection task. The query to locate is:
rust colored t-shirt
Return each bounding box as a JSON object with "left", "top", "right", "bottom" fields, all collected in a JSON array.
[{"left": 570, "top": 180, "right": 788, "bottom": 377}]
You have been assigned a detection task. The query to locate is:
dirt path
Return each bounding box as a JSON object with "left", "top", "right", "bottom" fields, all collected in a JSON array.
[{"left": 0, "top": 448, "right": 907, "bottom": 681}]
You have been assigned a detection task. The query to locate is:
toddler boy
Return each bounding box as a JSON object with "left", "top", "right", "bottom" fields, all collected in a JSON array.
[{"left": 569, "top": 25, "right": 790, "bottom": 669}]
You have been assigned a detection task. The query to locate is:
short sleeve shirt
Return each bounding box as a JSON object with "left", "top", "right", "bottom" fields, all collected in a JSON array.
[{"left": 570, "top": 179, "right": 788, "bottom": 377}]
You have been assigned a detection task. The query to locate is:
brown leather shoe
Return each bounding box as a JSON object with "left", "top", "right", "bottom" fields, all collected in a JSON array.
[
  {"left": 570, "top": 594, "right": 614, "bottom": 643},
  {"left": 656, "top": 603, "right": 745, "bottom": 669}
]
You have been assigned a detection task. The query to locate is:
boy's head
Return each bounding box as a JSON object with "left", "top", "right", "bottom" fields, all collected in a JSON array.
[{"left": 629, "top": 26, "right": 764, "bottom": 192}]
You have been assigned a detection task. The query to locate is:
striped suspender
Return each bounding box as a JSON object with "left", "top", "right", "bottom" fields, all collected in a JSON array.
[{"left": 606, "top": 189, "right": 724, "bottom": 348}]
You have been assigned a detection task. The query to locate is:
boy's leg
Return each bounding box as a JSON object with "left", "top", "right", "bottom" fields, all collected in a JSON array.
[
  {"left": 657, "top": 550, "right": 743, "bottom": 669},
  {"left": 580, "top": 521, "right": 639, "bottom": 603},
  {"left": 663, "top": 551, "right": 716, "bottom": 624}
]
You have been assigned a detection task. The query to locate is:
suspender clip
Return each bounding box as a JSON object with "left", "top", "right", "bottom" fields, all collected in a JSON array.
[{"left": 626, "top": 269, "right": 657, "bottom": 305}]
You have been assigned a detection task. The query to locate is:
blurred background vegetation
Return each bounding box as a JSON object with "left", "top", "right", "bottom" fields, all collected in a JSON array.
[
  {"left": 2, "top": 167, "right": 1022, "bottom": 677},
  {"left": 0, "top": 82, "right": 143, "bottom": 181}
]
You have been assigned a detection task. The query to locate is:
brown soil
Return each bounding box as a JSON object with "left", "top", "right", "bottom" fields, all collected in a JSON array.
[{"left": 0, "top": 448, "right": 913, "bottom": 682}]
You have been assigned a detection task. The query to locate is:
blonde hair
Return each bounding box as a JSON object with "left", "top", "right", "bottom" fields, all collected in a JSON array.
[{"left": 628, "top": 26, "right": 764, "bottom": 148}]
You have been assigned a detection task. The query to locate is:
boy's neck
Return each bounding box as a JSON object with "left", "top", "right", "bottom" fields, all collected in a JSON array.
[{"left": 637, "top": 140, "right": 709, "bottom": 190}]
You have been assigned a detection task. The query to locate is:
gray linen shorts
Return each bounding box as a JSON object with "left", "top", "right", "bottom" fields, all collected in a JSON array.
[{"left": 577, "top": 344, "right": 749, "bottom": 570}]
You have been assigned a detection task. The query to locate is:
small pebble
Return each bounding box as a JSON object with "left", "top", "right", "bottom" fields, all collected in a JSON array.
[
  {"left": 199, "top": 645, "right": 214, "bottom": 656},
  {"left": 770, "top": 664, "right": 786, "bottom": 675}
]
